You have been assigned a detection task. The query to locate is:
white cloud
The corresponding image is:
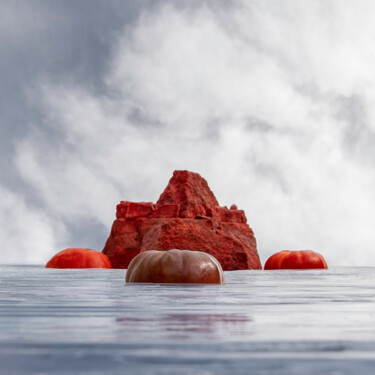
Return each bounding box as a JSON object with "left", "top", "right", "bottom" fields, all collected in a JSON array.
[
  {"left": 12, "top": 0, "right": 375, "bottom": 266},
  {"left": 0, "top": 184, "right": 67, "bottom": 264}
]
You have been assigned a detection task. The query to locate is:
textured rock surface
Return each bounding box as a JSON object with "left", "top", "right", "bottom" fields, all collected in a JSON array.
[{"left": 102, "top": 170, "right": 261, "bottom": 270}]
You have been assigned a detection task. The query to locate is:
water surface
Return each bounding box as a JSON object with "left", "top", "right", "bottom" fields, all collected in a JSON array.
[{"left": 0, "top": 266, "right": 374, "bottom": 374}]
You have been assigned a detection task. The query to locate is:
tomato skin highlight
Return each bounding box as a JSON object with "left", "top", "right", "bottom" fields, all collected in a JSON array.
[
  {"left": 126, "top": 249, "right": 226, "bottom": 284},
  {"left": 264, "top": 250, "right": 328, "bottom": 270},
  {"left": 45, "top": 248, "right": 112, "bottom": 269}
]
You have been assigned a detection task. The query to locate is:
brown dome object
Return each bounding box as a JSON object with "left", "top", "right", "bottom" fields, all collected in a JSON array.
[{"left": 126, "top": 249, "right": 226, "bottom": 284}]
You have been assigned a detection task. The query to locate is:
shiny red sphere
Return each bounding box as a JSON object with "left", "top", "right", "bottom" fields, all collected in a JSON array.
[
  {"left": 45, "top": 248, "right": 112, "bottom": 269},
  {"left": 264, "top": 250, "right": 328, "bottom": 270}
]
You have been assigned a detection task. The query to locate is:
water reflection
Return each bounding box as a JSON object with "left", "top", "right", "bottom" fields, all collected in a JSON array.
[{"left": 116, "top": 313, "right": 252, "bottom": 338}]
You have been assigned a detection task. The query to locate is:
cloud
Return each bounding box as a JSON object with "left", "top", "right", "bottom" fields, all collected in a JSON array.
[
  {"left": 11, "top": 0, "right": 375, "bottom": 266},
  {"left": 0, "top": 184, "right": 67, "bottom": 264}
]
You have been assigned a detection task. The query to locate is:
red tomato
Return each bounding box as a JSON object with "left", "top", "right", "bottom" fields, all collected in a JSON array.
[
  {"left": 45, "top": 248, "right": 112, "bottom": 269},
  {"left": 126, "top": 249, "right": 226, "bottom": 284},
  {"left": 264, "top": 250, "right": 328, "bottom": 270}
]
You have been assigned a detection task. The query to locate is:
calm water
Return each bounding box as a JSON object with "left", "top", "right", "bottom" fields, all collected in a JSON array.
[{"left": 0, "top": 266, "right": 374, "bottom": 375}]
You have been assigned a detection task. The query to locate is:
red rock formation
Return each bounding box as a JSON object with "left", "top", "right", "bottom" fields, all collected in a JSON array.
[{"left": 102, "top": 170, "right": 261, "bottom": 270}]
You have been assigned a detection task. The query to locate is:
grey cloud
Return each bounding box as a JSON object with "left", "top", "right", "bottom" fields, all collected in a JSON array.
[
  {"left": 246, "top": 117, "right": 274, "bottom": 133},
  {"left": 2, "top": 0, "right": 375, "bottom": 266},
  {"left": 0, "top": 0, "right": 149, "bottom": 185},
  {"left": 335, "top": 94, "right": 375, "bottom": 163}
]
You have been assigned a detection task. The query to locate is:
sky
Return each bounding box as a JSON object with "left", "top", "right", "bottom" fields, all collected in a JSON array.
[{"left": 1, "top": 0, "right": 375, "bottom": 266}]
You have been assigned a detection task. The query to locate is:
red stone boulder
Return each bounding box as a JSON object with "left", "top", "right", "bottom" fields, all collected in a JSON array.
[{"left": 102, "top": 170, "right": 261, "bottom": 270}]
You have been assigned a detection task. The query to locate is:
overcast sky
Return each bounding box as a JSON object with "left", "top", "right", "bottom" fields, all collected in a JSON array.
[{"left": 2, "top": 0, "right": 375, "bottom": 266}]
